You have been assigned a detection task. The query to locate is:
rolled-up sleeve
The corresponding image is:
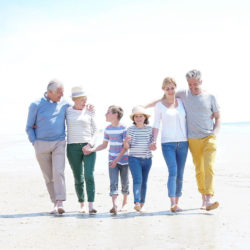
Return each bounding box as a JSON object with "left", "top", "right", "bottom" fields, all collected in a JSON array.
[{"left": 25, "top": 103, "right": 37, "bottom": 144}]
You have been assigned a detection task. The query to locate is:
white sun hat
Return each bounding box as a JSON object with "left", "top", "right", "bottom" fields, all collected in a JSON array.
[
  {"left": 71, "top": 86, "right": 87, "bottom": 98},
  {"left": 130, "top": 106, "right": 151, "bottom": 120}
]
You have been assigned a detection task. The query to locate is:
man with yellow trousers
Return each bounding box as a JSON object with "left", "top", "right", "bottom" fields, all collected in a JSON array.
[{"left": 177, "top": 69, "right": 221, "bottom": 211}]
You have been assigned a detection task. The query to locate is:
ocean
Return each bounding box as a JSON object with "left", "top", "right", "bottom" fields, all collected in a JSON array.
[{"left": 0, "top": 122, "right": 250, "bottom": 178}]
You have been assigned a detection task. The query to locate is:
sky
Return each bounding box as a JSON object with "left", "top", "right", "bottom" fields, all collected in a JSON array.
[{"left": 0, "top": 0, "right": 250, "bottom": 133}]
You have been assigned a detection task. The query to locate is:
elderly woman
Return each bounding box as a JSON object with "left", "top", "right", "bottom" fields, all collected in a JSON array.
[{"left": 66, "top": 86, "right": 97, "bottom": 214}]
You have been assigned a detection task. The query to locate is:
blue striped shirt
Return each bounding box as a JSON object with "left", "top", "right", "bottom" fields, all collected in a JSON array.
[
  {"left": 104, "top": 124, "right": 128, "bottom": 165},
  {"left": 127, "top": 125, "right": 153, "bottom": 158}
]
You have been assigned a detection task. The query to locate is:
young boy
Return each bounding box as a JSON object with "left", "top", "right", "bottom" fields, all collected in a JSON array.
[{"left": 90, "top": 105, "right": 129, "bottom": 214}]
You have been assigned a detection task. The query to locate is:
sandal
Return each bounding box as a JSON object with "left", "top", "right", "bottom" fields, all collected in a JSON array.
[
  {"left": 206, "top": 201, "right": 219, "bottom": 211},
  {"left": 170, "top": 204, "right": 178, "bottom": 212},
  {"left": 79, "top": 208, "right": 86, "bottom": 214},
  {"left": 89, "top": 209, "right": 97, "bottom": 214},
  {"left": 134, "top": 204, "right": 141, "bottom": 212},
  {"left": 109, "top": 207, "right": 117, "bottom": 215}
]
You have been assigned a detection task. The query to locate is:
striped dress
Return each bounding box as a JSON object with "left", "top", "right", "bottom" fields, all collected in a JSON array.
[
  {"left": 104, "top": 124, "right": 128, "bottom": 165},
  {"left": 127, "top": 125, "right": 153, "bottom": 159}
]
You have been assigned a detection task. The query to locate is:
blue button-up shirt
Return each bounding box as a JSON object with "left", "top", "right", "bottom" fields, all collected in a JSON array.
[{"left": 26, "top": 95, "right": 69, "bottom": 144}]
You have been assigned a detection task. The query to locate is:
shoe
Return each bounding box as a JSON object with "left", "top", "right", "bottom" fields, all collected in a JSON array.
[
  {"left": 170, "top": 204, "right": 178, "bottom": 212},
  {"left": 57, "top": 206, "right": 65, "bottom": 214},
  {"left": 175, "top": 206, "right": 183, "bottom": 212},
  {"left": 134, "top": 204, "right": 141, "bottom": 212},
  {"left": 49, "top": 208, "right": 57, "bottom": 214},
  {"left": 89, "top": 209, "right": 97, "bottom": 214},
  {"left": 109, "top": 207, "right": 117, "bottom": 215},
  {"left": 206, "top": 201, "right": 219, "bottom": 211}
]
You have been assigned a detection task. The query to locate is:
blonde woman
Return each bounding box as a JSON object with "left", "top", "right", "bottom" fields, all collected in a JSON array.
[
  {"left": 152, "top": 77, "right": 188, "bottom": 212},
  {"left": 66, "top": 86, "right": 97, "bottom": 214}
]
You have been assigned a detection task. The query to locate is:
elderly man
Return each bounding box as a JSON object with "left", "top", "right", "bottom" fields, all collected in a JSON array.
[
  {"left": 26, "top": 80, "right": 69, "bottom": 214},
  {"left": 176, "top": 69, "right": 221, "bottom": 211}
]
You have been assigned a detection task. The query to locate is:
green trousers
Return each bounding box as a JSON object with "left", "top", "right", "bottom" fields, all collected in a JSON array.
[{"left": 67, "top": 143, "right": 96, "bottom": 202}]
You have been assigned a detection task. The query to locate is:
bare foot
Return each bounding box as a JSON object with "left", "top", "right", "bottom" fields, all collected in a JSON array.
[{"left": 119, "top": 204, "right": 128, "bottom": 212}]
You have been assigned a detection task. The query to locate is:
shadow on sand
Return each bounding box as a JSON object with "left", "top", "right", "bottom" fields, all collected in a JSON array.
[{"left": 0, "top": 208, "right": 214, "bottom": 219}]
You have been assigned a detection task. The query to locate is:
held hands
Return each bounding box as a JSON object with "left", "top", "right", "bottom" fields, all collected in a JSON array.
[
  {"left": 82, "top": 144, "right": 93, "bottom": 155},
  {"left": 149, "top": 142, "right": 157, "bottom": 151}
]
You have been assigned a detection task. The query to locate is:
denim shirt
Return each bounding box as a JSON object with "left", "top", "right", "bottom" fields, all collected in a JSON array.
[{"left": 26, "top": 95, "right": 69, "bottom": 144}]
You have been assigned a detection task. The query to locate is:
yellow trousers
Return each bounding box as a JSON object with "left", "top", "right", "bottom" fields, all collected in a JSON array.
[{"left": 188, "top": 135, "right": 217, "bottom": 196}]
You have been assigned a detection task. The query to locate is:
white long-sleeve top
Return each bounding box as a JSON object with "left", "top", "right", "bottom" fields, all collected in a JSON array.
[
  {"left": 153, "top": 98, "right": 187, "bottom": 143},
  {"left": 66, "top": 106, "right": 97, "bottom": 146}
]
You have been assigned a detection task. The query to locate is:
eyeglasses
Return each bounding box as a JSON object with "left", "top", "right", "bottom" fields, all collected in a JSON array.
[{"left": 165, "top": 87, "right": 175, "bottom": 91}]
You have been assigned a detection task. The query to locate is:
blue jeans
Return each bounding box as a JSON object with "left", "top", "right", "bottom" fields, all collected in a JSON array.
[
  {"left": 161, "top": 142, "right": 188, "bottom": 197},
  {"left": 128, "top": 156, "right": 152, "bottom": 204}
]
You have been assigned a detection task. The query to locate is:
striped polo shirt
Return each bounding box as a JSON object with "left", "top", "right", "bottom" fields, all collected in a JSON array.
[
  {"left": 127, "top": 125, "right": 153, "bottom": 158},
  {"left": 104, "top": 124, "right": 128, "bottom": 165}
]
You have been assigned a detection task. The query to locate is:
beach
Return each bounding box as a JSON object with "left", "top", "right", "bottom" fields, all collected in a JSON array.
[{"left": 1, "top": 123, "right": 250, "bottom": 249}]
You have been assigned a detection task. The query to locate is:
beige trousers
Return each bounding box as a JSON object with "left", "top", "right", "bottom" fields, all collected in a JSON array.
[{"left": 34, "top": 140, "right": 66, "bottom": 203}]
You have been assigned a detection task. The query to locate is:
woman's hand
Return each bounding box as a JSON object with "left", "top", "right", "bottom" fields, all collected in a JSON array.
[
  {"left": 86, "top": 104, "right": 95, "bottom": 113},
  {"left": 149, "top": 142, "right": 157, "bottom": 151}
]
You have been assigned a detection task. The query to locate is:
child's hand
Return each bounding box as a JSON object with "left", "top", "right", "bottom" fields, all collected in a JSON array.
[
  {"left": 82, "top": 144, "right": 92, "bottom": 155},
  {"left": 123, "top": 136, "right": 131, "bottom": 150},
  {"left": 109, "top": 159, "right": 118, "bottom": 168},
  {"left": 149, "top": 142, "right": 157, "bottom": 151}
]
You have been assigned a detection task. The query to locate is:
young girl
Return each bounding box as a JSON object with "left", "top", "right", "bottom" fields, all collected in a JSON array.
[{"left": 124, "top": 106, "right": 156, "bottom": 212}]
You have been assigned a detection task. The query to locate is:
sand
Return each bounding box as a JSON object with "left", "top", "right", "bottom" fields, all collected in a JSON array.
[{"left": 1, "top": 156, "right": 250, "bottom": 250}]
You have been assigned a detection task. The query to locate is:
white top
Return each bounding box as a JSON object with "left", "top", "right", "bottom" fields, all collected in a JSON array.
[
  {"left": 153, "top": 98, "right": 187, "bottom": 143},
  {"left": 127, "top": 125, "right": 153, "bottom": 158},
  {"left": 66, "top": 106, "right": 97, "bottom": 145}
]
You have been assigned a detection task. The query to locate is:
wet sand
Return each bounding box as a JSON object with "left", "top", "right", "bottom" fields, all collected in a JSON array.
[{"left": 1, "top": 157, "right": 250, "bottom": 250}]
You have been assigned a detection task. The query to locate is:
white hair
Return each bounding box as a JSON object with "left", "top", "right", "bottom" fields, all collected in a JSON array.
[
  {"left": 186, "top": 69, "right": 202, "bottom": 81},
  {"left": 47, "top": 79, "right": 63, "bottom": 92}
]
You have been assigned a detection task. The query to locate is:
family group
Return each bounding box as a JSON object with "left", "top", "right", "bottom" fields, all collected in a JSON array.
[{"left": 25, "top": 69, "right": 221, "bottom": 215}]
